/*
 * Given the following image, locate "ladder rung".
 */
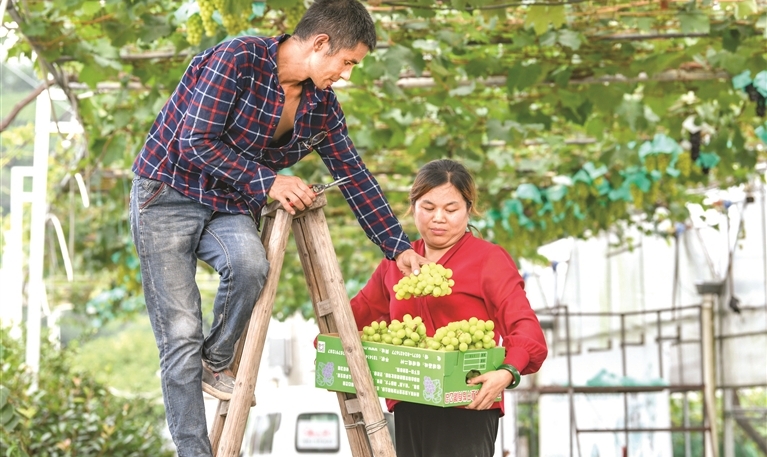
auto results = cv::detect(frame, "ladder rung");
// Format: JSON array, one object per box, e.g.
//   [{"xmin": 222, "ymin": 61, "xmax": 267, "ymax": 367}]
[
  {"xmin": 345, "ymin": 397, "xmax": 362, "ymax": 414},
  {"xmin": 216, "ymin": 400, "xmax": 230, "ymax": 417},
  {"xmin": 316, "ymin": 299, "xmax": 334, "ymax": 317}
]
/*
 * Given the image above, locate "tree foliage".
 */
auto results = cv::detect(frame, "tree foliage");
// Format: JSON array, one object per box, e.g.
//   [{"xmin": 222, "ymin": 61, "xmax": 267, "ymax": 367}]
[
  {"xmin": 0, "ymin": 326, "xmax": 173, "ymax": 456},
  {"xmin": 1, "ymin": 0, "xmax": 766, "ymax": 321}
]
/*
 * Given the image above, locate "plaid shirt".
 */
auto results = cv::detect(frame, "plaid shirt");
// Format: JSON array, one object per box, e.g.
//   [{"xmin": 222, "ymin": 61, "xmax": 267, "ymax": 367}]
[{"xmin": 133, "ymin": 35, "xmax": 411, "ymax": 259}]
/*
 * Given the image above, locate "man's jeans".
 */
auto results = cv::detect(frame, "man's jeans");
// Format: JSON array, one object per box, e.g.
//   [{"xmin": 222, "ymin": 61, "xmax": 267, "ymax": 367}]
[{"xmin": 129, "ymin": 176, "xmax": 269, "ymax": 456}]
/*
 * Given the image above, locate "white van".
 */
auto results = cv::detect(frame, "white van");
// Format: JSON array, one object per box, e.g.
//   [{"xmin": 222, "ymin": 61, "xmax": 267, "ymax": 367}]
[{"xmin": 237, "ymin": 385, "xmax": 394, "ymax": 457}]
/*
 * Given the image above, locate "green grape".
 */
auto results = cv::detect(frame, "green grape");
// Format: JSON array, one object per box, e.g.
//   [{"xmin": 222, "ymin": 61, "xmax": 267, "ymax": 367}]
[
  {"xmin": 358, "ymin": 316, "xmax": 499, "ymax": 353},
  {"xmin": 197, "ymin": 0, "xmax": 218, "ymax": 37},
  {"xmin": 283, "ymin": 3, "xmax": 307, "ymax": 32},
  {"xmin": 393, "ymin": 262, "xmax": 454, "ymax": 300},
  {"xmin": 186, "ymin": 13, "xmax": 203, "ymax": 46},
  {"xmin": 677, "ymin": 152, "xmax": 692, "ymax": 177}
]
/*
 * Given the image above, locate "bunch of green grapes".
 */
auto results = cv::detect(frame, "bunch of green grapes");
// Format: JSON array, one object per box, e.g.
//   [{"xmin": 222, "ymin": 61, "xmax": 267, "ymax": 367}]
[
  {"xmin": 423, "ymin": 317, "xmax": 497, "ymax": 352},
  {"xmin": 573, "ymin": 182, "xmax": 590, "ymax": 200},
  {"xmin": 186, "ymin": 13, "xmax": 204, "ymax": 46},
  {"xmin": 361, "ymin": 314, "xmax": 428, "ymax": 348},
  {"xmin": 656, "ymin": 153, "xmax": 672, "ymax": 174},
  {"xmin": 197, "ymin": 0, "xmax": 218, "ymax": 36},
  {"xmin": 283, "ymin": 3, "xmax": 307, "ymax": 32},
  {"xmin": 393, "ymin": 262, "xmax": 454, "ymax": 300},
  {"xmin": 221, "ymin": 13, "xmax": 250, "ymax": 35},
  {"xmin": 676, "ymin": 152, "xmax": 692, "ymax": 178}
]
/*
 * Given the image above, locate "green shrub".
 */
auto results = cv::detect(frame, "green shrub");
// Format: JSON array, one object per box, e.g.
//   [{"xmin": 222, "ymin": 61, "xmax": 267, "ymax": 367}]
[{"xmin": 0, "ymin": 326, "xmax": 174, "ymax": 457}]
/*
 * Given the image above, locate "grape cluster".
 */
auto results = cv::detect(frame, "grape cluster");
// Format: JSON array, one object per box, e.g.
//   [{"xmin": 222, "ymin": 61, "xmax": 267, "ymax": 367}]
[
  {"xmin": 197, "ymin": 0, "xmax": 218, "ymax": 37},
  {"xmin": 194, "ymin": 0, "xmax": 253, "ymax": 38},
  {"xmin": 222, "ymin": 12, "xmax": 250, "ymax": 35},
  {"xmin": 425, "ymin": 318, "xmax": 497, "ymax": 352},
  {"xmin": 186, "ymin": 13, "xmax": 203, "ymax": 46},
  {"xmin": 283, "ymin": 3, "xmax": 307, "ymax": 31},
  {"xmin": 393, "ymin": 262, "xmax": 454, "ymax": 300},
  {"xmin": 362, "ymin": 314, "xmax": 428, "ymax": 348},
  {"xmin": 361, "ymin": 315, "xmax": 497, "ymax": 352}
]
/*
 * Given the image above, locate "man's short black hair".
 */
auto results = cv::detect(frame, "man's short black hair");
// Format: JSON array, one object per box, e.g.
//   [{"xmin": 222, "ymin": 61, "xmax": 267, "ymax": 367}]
[{"xmin": 293, "ymin": 0, "xmax": 377, "ymax": 53}]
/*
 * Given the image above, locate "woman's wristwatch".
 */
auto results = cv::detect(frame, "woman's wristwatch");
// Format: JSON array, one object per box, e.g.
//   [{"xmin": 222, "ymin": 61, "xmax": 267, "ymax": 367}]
[{"xmin": 497, "ymin": 364, "xmax": 521, "ymax": 389}]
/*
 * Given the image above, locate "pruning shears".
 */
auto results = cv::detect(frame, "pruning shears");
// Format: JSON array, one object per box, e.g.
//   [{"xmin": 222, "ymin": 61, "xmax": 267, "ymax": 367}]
[
  {"xmin": 311, "ymin": 176, "xmax": 351, "ymax": 195},
  {"xmin": 287, "ymin": 177, "xmax": 351, "ymax": 207}
]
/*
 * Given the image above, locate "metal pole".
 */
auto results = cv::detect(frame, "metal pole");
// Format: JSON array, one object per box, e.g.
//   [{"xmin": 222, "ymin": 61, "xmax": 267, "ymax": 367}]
[
  {"xmin": 25, "ymin": 90, "xmax": 52, "ymax": 387},
  {"xmin": 683, "ymin": 392, "xmax": 691, "ymax": 457},
  {"xmin": 1, "ymin": 167, "xmax": 33, "ymax": 331},
  {"xmin": 620, "ymin": 314, "xmax": 629, "ymax": 452},
  {"xmin": 701, "ymin": 293, "xmax": 719, "ymax": 457},
  {"xmin": 723, "ymin": 388, "xmax": 734, "ymax": 457},
  {"xmin": 760, "ymin": 180, "xmax": 767, "ymax": 309},
  {"xmin": 564, "ymin": 305, "xmax": 575, "ymax": 457}
]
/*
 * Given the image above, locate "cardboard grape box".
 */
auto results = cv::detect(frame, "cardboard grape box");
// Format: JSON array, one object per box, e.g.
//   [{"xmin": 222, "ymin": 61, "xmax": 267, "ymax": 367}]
[{"xmin": 315, "ymin": 334, "xmax": 506, "ymax": 407}]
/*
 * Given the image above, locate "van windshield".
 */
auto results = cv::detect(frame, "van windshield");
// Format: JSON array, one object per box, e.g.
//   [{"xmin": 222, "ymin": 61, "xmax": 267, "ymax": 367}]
[{"xmin": 295, "ymin": 412, "xmax": 340, "ymax": 452}]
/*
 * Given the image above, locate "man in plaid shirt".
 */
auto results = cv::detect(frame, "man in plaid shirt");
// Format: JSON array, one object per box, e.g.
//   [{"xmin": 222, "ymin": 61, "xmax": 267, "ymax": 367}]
[{"xmin": 129, "ymin": 0, "xmax": 427, "ymax": 454}]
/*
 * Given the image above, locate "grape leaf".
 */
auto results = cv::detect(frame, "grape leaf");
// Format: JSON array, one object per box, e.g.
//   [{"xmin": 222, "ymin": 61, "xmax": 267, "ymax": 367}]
[
  {"xmin": 678, "ymin": 11, "xmax": 710, "ymax": 34},
  {"xmin": 506, "ymin": 62, "xmax": 543, "ymax": 92},
  {"xmin": 525, "ymin": 5, "xmax": 566, "ymax": 36}
]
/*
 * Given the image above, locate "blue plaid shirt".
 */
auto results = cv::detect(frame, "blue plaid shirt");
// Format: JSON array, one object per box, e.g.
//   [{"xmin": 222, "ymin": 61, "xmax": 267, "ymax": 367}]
[{"xmin": 133, "ymin": 35, "xmax": 411, "ymax": 259}]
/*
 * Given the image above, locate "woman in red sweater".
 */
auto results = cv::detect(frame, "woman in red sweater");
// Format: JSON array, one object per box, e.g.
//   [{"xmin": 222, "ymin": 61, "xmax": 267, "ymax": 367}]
[{"xmin": 350, "ymin": 159, "xmax": 548, "ymax": 457}]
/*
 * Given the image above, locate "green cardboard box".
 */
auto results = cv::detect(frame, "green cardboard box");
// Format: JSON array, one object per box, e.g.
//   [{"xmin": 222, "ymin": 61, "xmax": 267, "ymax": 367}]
[{"xmin": 315, "ymin": 334, "xmax": 506, "ymax": 407}]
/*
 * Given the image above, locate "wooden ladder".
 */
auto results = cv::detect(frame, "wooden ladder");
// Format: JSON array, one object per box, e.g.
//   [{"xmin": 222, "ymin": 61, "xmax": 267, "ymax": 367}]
[{"xmin": 208, "ymin": 194, "xmax": 396, "ymax": 457}]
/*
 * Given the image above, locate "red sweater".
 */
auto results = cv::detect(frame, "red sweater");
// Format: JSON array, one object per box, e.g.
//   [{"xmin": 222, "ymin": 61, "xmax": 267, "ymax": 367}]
[{"xmin": 350, "ymin": 232, "xmax": 548, "ymax": 413}]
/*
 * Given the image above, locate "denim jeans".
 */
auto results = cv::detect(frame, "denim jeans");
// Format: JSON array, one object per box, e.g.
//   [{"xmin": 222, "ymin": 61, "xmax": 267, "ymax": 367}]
[{"xmin": 129, "ymin": 176, "xmax": 269, "ymax": 457}]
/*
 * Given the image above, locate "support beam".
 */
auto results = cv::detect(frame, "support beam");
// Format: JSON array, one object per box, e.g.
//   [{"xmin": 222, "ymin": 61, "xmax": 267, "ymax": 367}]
[
  {"xmin": 25, "ymin": 90, "xmax": 53, "ymax": 388},
  {"xmin": 696, "ymin": 281, "xmax": 723, "ymax": 457}
]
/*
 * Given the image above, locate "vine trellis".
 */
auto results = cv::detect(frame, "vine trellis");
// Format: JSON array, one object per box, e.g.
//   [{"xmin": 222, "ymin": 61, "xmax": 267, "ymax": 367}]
[{"xmin": 1, "ymin": 0, "xmax": 765, "ymax": 319}]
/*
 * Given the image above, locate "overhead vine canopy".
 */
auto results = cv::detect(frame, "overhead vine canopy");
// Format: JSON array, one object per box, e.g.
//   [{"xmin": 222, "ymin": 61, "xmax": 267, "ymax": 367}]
[{"xmin": 2, "ymin": 0, "xmax": 766, "ymax": 318}]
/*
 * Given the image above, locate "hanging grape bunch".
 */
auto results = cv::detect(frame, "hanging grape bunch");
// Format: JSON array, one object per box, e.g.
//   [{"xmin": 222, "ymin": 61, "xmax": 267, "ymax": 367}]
[
  {"xmin": 361, "ymin": 315, "xmax": 497, "ymax": 352},
  {"xmin": 186, "ymin": 13, "xmax": 204, "ymax": 46},
  {"xmin": 194, "ymin": 0, "xmax": 252, "ymax": 38},
  {"xmin": 197, "ymin": 0, "xmax": 218, "ymax": 36},
  {"xmin": 393, "ymin": 262, "xmax": 454, "ymax": 300}
]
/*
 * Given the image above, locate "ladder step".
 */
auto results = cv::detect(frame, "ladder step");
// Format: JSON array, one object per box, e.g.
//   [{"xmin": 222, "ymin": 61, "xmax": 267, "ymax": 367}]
[
  {"xmin": 316, "ymin": 299, "xmax": 334, "ymax": 317},
  {"xmin": 344, "ymin": 398, "xmax": 362, "ymax": 414}
]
